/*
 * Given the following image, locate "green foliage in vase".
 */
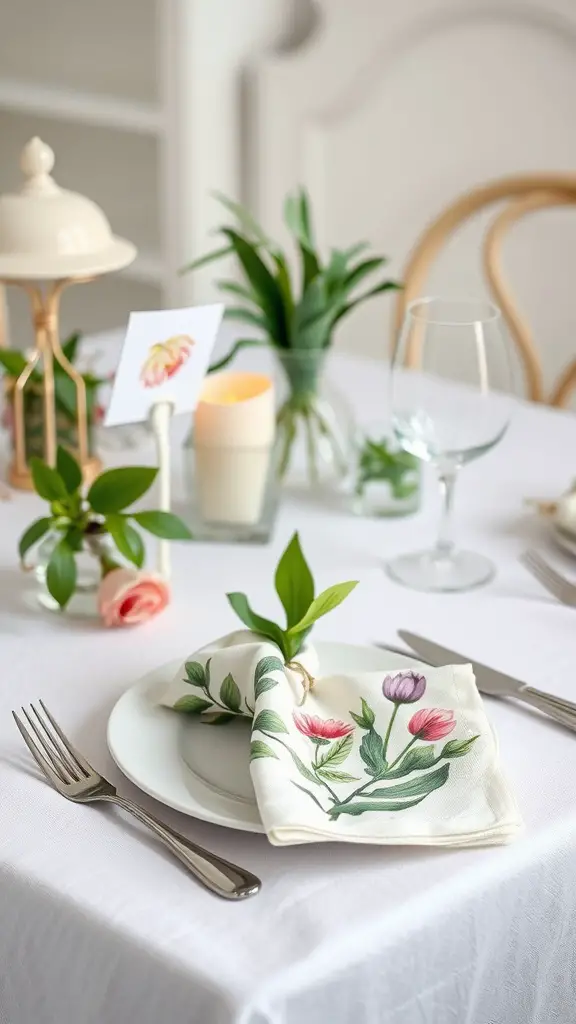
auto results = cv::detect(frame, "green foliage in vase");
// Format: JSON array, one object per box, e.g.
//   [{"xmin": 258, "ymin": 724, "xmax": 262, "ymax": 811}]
[
  {"xmin": 18, "ymin": 446, "xmax": 193, "ymax": 609},
  {"xmin": 226, "ymin": 530, "xmax": 358, "ymax": 661},
  {"xmin": 181, "ymin": 189, "xmax": 401, "ymax": 372},
  {"xmin": 356, "ymin": 437, "xmax": 419, "ymax": 500},
  {"xmin": 0, "ymin": 332, "xmax": 107, "ymax": 421}
]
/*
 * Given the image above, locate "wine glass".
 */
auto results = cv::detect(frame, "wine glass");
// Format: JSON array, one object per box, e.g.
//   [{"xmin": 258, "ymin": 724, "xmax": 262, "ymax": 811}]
[{"xmin": 387, "ymin": 297, "xmax": 514, "ymax": 592}]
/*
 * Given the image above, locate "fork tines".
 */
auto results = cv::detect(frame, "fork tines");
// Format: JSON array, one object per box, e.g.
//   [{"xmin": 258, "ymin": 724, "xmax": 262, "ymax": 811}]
[
  {"xmin": 12, "ymin": 701, "xmax": 93, "ymax": 788},
  {"xmin": 521, "ymin": 549, "xmax": 576, "ymax": 607}
]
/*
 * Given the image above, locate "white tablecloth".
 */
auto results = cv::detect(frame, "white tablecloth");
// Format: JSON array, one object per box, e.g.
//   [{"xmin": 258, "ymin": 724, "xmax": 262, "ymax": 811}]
[{"xmin": 2, "ymin": 343, "xmax": 576, "ymax": 1024}]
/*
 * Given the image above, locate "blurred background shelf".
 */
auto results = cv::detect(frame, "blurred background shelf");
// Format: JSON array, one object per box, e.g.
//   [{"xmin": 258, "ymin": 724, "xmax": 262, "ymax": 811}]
[{"xmin": 0, "ymin": 79, "xmax": 162, "ymax": 135}]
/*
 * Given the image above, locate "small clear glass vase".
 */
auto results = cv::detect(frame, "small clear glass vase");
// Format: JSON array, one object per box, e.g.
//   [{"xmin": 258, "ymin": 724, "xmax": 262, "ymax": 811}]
[
  {"xmin": 274, "ymin": 348, "xmax": 355, "ymax": 489},
  {"xmin": 351, "ymin": 428, "xmax": 421, "ymax": 518},
  {"xmin": 33, "ymin": 526, "xmax": 117, "ymax": 617}
]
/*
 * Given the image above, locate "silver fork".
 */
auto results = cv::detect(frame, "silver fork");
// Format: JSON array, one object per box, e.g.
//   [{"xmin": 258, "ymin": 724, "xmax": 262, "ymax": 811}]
[
  {"xmin": 13, "ymin": 701, "xmax": 261, "ymax": 900},
  {"xmin": 521, "ymin": 550, "xmax": 576, "ymax": 607}
]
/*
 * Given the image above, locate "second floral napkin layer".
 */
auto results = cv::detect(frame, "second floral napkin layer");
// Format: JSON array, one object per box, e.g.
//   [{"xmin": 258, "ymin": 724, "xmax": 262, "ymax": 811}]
[{"xmin": 158, "ymin": 630, "xmax": 522, "ymax": 846}]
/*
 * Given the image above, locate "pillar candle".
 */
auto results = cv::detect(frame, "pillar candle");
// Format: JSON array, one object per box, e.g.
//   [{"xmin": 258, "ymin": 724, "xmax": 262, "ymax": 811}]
[{"xmin": 193, "ymin": 372, "xmax": 275, "ymax": 525}]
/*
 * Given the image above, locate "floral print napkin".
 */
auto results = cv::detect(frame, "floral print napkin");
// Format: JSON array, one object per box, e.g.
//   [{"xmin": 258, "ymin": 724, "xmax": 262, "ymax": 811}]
[{"xmin": 158, "ymin": 630, "xmax": 522, "ymax": 846}]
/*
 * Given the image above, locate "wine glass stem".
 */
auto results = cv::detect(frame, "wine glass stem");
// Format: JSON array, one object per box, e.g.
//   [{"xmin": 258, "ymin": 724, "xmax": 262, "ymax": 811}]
[{"xmin": 435, "ymin": 470, "xmax": 458, "ymax": 559}]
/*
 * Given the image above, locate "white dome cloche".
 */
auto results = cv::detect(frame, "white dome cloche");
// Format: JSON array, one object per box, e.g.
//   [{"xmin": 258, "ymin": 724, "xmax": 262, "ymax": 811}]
[{"xmin": 0, "ymin": 137, "xmax": 136, "ymax": 279}]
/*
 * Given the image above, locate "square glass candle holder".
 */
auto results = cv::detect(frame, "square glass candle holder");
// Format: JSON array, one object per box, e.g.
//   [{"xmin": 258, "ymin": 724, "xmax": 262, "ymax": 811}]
[{"xmin": 182, "ymin": 432, "xmax": 281, "ymax": 543}]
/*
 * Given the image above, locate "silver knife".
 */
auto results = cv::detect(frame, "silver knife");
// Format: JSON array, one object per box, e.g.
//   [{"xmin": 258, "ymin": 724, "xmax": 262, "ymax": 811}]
[{"xmin": 396, "ymin": 631, "xmax": 576, "ymax": 732}]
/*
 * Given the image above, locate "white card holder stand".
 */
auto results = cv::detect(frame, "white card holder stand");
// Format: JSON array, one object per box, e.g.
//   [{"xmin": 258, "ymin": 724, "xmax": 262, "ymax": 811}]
[{"xmin": 149, "ymin": 400, "xmax": 174, "ymax": 579}]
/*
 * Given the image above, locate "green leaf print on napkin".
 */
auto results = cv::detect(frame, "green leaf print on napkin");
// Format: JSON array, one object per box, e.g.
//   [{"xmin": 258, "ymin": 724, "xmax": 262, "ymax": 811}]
[
  {"xmin": 359, "ymin": 728, "xmax": 388, "ymax": 778},
  {"xmin": 250, "ymin": 740, "xmax": 279, "ymax": 761},
  {"xmin": 173, "ymin": 696, "xmax": 213, "ymax": 714},
  {"xmin": 185, "ymin": 661, "xmax": 206, "ymax": 686},
  {"xmin": 220, "ymin": 673, "xmax": 242, "ymax": 712},
  {"xmin": 253, "ymin": 710, "xmax": 288, "ymax": 734}
]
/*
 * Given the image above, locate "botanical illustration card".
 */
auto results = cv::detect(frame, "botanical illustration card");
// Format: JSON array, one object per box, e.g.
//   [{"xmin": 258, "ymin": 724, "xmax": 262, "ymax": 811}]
[{"xmin": 105, "ymin": 304, "xmax": 224, "ymax": 427}]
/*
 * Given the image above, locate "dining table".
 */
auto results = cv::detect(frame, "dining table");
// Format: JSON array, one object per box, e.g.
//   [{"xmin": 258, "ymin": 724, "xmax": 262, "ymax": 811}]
[{"xmin": 2, "ymin": 333, "xmax": 576, "ymax": 1024}]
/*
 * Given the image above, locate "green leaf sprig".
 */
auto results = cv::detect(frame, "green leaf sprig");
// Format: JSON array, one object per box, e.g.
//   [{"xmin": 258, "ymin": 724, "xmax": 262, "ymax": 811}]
[
  {"xmin": 226, "ymin": 531, "xmax": 358, "ymax": 661},
  {"xmin": 356, "ymin": 437, "xmax": 419, "ymax": 500},
  {"xmin": 18, "ymin": 445, "xmax": 193, "ymax": 609},
  {"xmin": 181, "ymin": 188, "xmax": 401, "ymax": 372}
]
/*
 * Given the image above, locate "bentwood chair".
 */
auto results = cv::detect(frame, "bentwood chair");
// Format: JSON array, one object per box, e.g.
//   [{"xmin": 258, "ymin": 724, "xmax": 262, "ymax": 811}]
[{"xmin": 392, "ymin": 174, "xmax": 576, "ymax": 406}]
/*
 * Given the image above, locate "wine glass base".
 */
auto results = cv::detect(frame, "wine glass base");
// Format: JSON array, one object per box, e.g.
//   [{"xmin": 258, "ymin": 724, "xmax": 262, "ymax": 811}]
[{"xmin": 386, "ymin": 549, "xmax": 495, "ymax": 593}]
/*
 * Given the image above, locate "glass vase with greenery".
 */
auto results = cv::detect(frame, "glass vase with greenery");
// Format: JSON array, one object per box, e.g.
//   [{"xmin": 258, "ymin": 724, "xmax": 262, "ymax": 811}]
[
  {"xmin": 182, "ymin": 190, "xmax": 400, "ymax": 487},
  {"xmin": 19, "ymin": 445, "xmax": 192, "ymax": 620}
]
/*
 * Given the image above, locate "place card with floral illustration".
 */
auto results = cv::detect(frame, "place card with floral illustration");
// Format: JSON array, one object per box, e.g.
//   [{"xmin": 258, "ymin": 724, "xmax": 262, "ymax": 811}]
[{"xmin": 105, "ymin": 304, "xmax": 223, "ymax": 427}]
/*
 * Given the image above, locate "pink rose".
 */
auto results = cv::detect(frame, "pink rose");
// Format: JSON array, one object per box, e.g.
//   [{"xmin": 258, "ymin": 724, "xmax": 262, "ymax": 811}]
[{"xmin": 97, "ymin": 568, "xmax": 170, "ymax": 628}]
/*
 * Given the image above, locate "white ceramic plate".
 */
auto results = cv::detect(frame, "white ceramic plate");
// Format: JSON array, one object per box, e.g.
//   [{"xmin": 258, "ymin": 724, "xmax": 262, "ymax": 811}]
[{"xmin": 107, "ymin": 641, "xmax": 418, "ymax": 833}]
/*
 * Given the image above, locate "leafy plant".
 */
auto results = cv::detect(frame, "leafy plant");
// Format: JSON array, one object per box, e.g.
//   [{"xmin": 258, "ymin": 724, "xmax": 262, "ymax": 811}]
[
  {"xmin": 19, "ymin": 445, "xmax": 193, "ymax": 609},
  {"xmin": 0, "ymin": 332, "xmax": 107, "ymax": 422},
  {"xmin": 183, "ymin": 189, "xmax": 400, "ymax": 367},
  {"xmin": 182, "ymin": 190, "xmax": 402, "ymax": 482},
  {"xmin": 356, "ymin": 437, "xmax": 419, "ymax": 500},
  {"xmin": 226, "ymin": 531, "xmax": 358, "ymax": 661}
]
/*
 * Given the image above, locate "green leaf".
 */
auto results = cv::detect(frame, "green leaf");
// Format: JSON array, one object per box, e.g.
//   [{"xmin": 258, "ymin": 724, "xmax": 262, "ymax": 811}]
[
  {"xmin": 220, "ymin": 673, "xmax": 242, "ymax": 713},
  {"xmin": 18, "ymin": 517, "xmax": 52, "ymax": 564},
  {"xmin": 383, "ymin": 745, "xmax": 436, "ymax": 779},
  {"xmin": 255, "ymin": 656, "xmax": 285, "ymax": 682},
  {"xmin": 223, "ymin": 306, "xmax": 268, "ymax": 330},
  {"xmin": 333, "ymin": 280, "xmax": 401, "ymax": 326},
  {"xmin": 287, "ymin": 580, "xmax": 358, "ymax": 636},
  {"xmin": 351, "ymin": 698, "xmax": 376, "ymax": 729},
  {"xmin": 208, "ymin": 338, "xmax": 267, "ymax": 374},
  {"xmin": 253, "ymin": 677, "xmax": 278, "ymax": 701},
  {"xmin": 46, "ymin": 538, "xmax": 77, "ymax": 609},
  {"xmin": 274, "ymin": 531, "xmax": 315, "ymax": 630},
  {"xmin": 213, "ymin": 192, "xmax": 272, "ymax": 246},
  {"xmin": 359, "ymin": 728, "xmax": 388, "ymax": 778},
  {"xmin": 289, "ymin": 748, "xmax": 322, "ymax": 786},
  {"xmin": 105, "ymin": 513, "xmax": 145, "ymax": 568},
  {"xmin": 222, "ymin": 229, "xmax": 288, "ymax": 346},
  {"xmin": 330, "ymin": 794, "xmax": 430, "ymax": 818},
  {"xmin": 249, "ymin": 740, "xmax": 279, "ymax": 761},
  {"xmin": 173, "ymin": 696, "xmax": 213, "ymax": 714},
  {"xmin": 132, "ymin": 510, "xmax": 193, "ymax": 540},
  {"xmin": 441, "ymin": 736, "xmax": 479, "ymax": 759},
  {"xmin": 29, "ymin": 458, "xmax": 68, "ymax": 502},
  {"xmin": 343, "ymin": 257, "xmax": 388, "ymax": 294},
  {"xmin": 180, "ymin": 244, "xmax": 233, "ymax": 274},
  {"xmin": 253, "ymin": 709, "xmax": 288, "ymax": 734},
  {"xmin": 61, "ymin": 331, "xmax": 81, "ymax": 364},
  {"xmin": 217, "ymin": 279, "xmax": 258, "ymax": 304},
  {"xmin": 202, "ymin": 712, "xmax": 237, "ymax": 726},
  {"xmin": 367, "ymin": 763, "xmax": 450, "ymax": 800},
  {"xmin": 0, "ymin": 349, "xmax": 28, "ymax": 377},
  {"xmin": 56, "ymin": 446, "xmax": 82, "ymax": 494},
  {"xmin": 226, "ymin": 592, "xmax": 287, "ymax": 656},
  {"xmin": 271, "ymin": 252, "xmax": 294, "ymax": 320},
  {"xmin": 318, "ymin": 733, "xmax": 354, "ymax": 768},
  {"xmin": 284, "ymin": 188, "xmax": 315, "ymax": 250},
  {"xmin": 291, "ymin": 781, "xmax": 326, "ymax": 810},
  {"xmin": 53, "ymin": 373, "xmax": 86, "ymax": 418},
  {"xmin": 185, "ymin": 661, "xmax": 206, "ymax": 686},
  {"xmin": 87, "ymin": 466, "xmax": 157, "ymax": 514},
  {"xmin": 316, "ymin": 768, "xmax": 359, "ymax": 784},
  {"xmin": 65, "ymin": 525, "xmax": 84, "ymax": 553}
]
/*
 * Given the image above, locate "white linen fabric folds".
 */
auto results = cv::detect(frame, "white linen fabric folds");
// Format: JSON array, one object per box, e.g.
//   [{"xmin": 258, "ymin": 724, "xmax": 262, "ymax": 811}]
[{"xmin": 158, "ymin": 630, "xmax": 522, "ymax": 846}]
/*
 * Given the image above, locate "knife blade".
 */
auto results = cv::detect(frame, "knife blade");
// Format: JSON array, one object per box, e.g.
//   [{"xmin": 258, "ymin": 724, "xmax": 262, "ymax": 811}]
[
  {"xmin": 397, "ymin": 630, "xmax": 576, "ymax": 723},
  {"xmin": 397, "ymin": 631, "xmax": 527, "ymax": 697}
]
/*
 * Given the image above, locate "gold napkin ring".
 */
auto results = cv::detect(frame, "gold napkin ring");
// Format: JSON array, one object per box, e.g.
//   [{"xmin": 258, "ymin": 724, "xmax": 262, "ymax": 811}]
[{"xmin": 286, "ymin": 661, "xmax": 316, "ymax": 706}]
